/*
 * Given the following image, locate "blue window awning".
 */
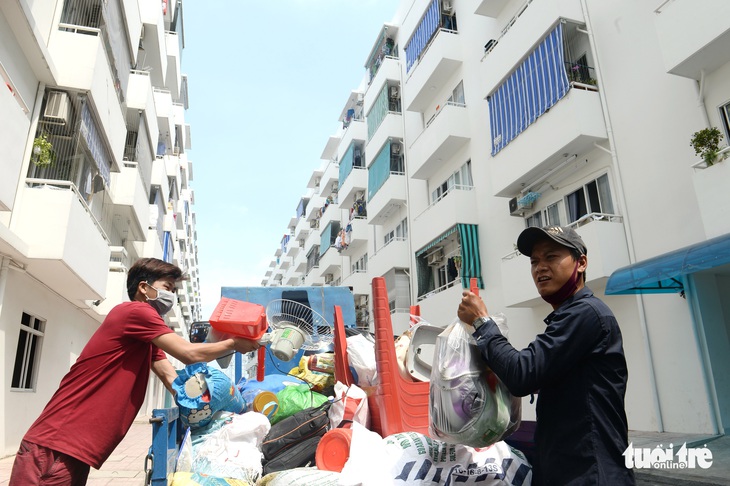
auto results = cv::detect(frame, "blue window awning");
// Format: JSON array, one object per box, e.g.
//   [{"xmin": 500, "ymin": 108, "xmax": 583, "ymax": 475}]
[{"xmin": 605, "ymin": 233, "xmax": 730, "ymax": 295}]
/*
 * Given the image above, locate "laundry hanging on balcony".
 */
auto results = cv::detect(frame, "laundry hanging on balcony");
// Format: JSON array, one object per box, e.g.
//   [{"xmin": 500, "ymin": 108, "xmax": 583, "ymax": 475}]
[{"xmin": 488, "ymin": 22, "xmax": 570, "ymax": 155}]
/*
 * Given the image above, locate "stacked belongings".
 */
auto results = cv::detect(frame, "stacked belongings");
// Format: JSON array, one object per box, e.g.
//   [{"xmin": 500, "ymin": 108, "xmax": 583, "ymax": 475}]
[{"xmin": 163, "ymin": 281, "xmax": 533, "ymax": 486}]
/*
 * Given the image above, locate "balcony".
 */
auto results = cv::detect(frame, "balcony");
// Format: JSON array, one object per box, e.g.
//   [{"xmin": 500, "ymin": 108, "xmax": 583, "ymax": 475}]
[
  {"xmin": 126, "ymin": 72, "xmax": 160, "ymax": 145},
  {"xmin": 110, "ymin": 164, "xmax": 148, "ymax": 242},
  {"xmin": 339, "ymin": 217, "xmax": 369, "ymax": 256},
  {"xmin": 365, "ymin": 56, "xmax": 401, "ymax": 108},
  {"xmin": 319, "ymin": 201, "xmax": 341, "ymax": 230},
  {"xmin": 654, "ymin": 0, "xmax": 730, "ymax": 79},
  {"xmin": 286, "ymin": 238, "xmax": 303, "ymax": 258},
  {"xmin": 338, "ymin": 120, "xmax": 367, "ymax": 161},
  {"xmin": 500, "ymin": 214, "xmax": 630, "ymax": 307},
  {"xmin": 153, "ymin": 89, "xmax": 174, "ymax": 152},
  {"xmin": 404, "ymin": 30, "xmax": 463, "ymax": 113},
  {"xmin": 338, "ymin": 167, "xmax": 368, "ymax": 209},
  {"xmin": 417, "ymin": 283, "xmax": 464, "ymax": 329},
  {"xmin": 16, "ymin": 183, "xmax": 111, "ymax": 304},
  {"xmin": 479, "ymin": 0, "xmax": 584, "ymax": 97},
  {"xmin": 408, "ymin": 102, "xmax": 470, "ymax": 180},
  {"xmin": 49, "ymin": 29, "xmax": 126, "ymax": 164},
  {"xmin": 318, "ymin": 246, "xmax": 344, "ymax": 276},
  {"xmin": 320, "ymin": 160, "xmax": 340, "ymax": 196},
  {"xmin": 474, "ymin": 0, "xmax": 510, "ymax": 18},
  {"xmin": 368, "ymin": 173, "xmax": 407, "ymax": 225},
  {"xmin": 138, "ymin": 1, "xmax": 168, "ymax": 88},
  {"xmin": 293, "ymin": 252, "xmax": 308, "ymax": 273},
  {"xmin": 491, "ymin": 88, "xmax": 607, "ymax": 197},
  {"xmin": 304, "ymin": 268, "xmax": 325, "ymax": 286},
  {"xmin": 411, "ymin": 187, "xmax": 477, "ymax": 251},
  {"xmin": 369, "ymin": 237, "xmax": 409, "ymax": 278},
  {"xmin": 280, "ymin": 256, "xmax": 291, "ymax": 270},
  {"xmin": 366, "ymin": 114, "xmax": 404, "ymax": 167},
  {"xmin": 342, "ymin": 270, "xmax": 370, "ymax": 296},
  {"xmin": 165, "ymin": 31, "xmax": 181, "ymax": 98},
  {"xmin": 691, "ymin": 149, "xmax": 730, "ymax": 238},
  {"xmin": 294, "ymin": 216, "xmax": 311, "ymax": 242},
  {"xmin": 305, "ymin": 194, "xmax": 326, "ymax": 223}
]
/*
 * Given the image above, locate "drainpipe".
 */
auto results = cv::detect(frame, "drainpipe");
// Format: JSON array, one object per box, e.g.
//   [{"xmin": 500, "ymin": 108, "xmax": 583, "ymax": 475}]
[
  {"xmin": 580, "ymin": 0, "xmax": 664, "ymax": 432},
  {"xmin": 9, "ymin": 81, "xmax": 45, "ymax": 230},
  {"xmin": 0, "ymin": 257, "xmax": 9, "ymax": 317},
  {"xmin": 695, "ymin": 70, "xmax": 711, "ymax": 127}
]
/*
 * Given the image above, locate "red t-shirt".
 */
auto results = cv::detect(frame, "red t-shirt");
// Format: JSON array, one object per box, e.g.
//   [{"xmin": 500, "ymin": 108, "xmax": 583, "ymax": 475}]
[{"xmin": 23, "ymin": 301, "xmax": 174, "ymax": 468}]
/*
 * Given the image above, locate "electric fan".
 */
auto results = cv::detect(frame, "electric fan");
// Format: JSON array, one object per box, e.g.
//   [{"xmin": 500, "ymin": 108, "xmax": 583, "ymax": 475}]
[{"xmin": 259, "ymin": 299, "xmax": 334, "ymax": 361}]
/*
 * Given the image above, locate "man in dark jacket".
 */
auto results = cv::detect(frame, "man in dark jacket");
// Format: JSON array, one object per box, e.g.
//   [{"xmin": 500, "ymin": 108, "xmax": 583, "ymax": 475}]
[{"xmin": 458, "ymin": 226, "xmax": 635, "ymax": 485}]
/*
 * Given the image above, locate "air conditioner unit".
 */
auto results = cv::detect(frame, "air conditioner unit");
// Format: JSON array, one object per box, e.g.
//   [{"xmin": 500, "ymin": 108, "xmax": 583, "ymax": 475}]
[
  {"xmin": 509, "ymin": 196, "xmax": 532, "ymax": 217},
  {"xmin": 442, "ymin": 0, "xmax": 454, "ymax": 13},
  {"xmin": 391, "ymin": 143, "xmax": 402, "ymax": 155},
  {"xmin": 389, "ymin": 86, "xmax": 400, "ymax": 99},
  {"xmin": 43, "ymin": 91, "xmax": 70, "ymax": 125},
  {"xmin": 332, "ymin": 181, "xmax": 339, "ymax": 192},
  {"xmin": 355, "ymin": 191, "xmax": 365, "ymax": 201},
  {"xmin": 324, "ymin": 274, "xmax": 334, "ymax": 284},
  {"xmin": 356, "ymin": 93, "xmax": 365, "ymax": 105},
  {"xmin": 427, "ymin": 248, "xmax": 444, "ymax": 266}
]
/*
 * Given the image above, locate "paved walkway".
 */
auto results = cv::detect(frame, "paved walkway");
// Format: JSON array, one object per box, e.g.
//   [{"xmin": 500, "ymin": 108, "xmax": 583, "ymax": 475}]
[{"xmin": 1, "ymin": 421, "xmax": 727, "ymax": 485}]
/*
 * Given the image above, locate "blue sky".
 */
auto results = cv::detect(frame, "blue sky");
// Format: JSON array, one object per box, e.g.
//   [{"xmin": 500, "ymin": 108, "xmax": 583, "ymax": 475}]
[{"xmin": 183, "ymin": 1, "xmax": 394, "ymax": 317}]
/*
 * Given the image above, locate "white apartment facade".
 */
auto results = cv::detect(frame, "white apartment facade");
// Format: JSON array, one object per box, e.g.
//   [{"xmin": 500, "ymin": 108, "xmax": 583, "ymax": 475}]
[
  {"xmin": 0, "ymin": 0, "xmax": 201, "ymax": 456},
  {"xmin": 264, "ymin": 0, "xmax": 730, "ymax": 437}
]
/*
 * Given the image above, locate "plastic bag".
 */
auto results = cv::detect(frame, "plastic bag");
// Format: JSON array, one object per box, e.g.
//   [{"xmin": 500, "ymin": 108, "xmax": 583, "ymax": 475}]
[
  {"xmin": 429, "ymin": 316, "xmax": 521, "ymax": 448},
  {"xmin": 191, "ymin": 412, "xmax": 270, "ymax": 482},
  {"xmin": 339, "ymin": 425, "xmax": 532, "ymax": 486},
  {"xmin": 346, "ymin": 333, "xmax": 377, "ymax": 386},
  {"xmin": 272, "ymin": 383, "xmax": 328, "ymax": 425},
  {"xmin": 173, "ymin": 363, "xmax": 245, "ymax": 429},
  {"xmin": 288, "ymin": 355, "xmax": 334, "ymax": 392},
  {"xmin": 328, "ymin": 381, "xmax": 370, "ymax": 429}
]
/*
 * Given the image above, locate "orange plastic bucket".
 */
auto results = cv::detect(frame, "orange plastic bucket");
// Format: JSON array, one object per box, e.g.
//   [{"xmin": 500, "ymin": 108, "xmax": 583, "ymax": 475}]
[{"xmin": 315, "ymin": 428, "xmax": 353, "ymax": 472}]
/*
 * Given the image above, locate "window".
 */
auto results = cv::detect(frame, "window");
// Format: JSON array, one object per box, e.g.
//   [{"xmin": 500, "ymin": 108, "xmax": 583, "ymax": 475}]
[
  {"xmin": 351, "ymin": 253, "xmax": 368, "ymax": 273},
  {"xmin": 431, "ymin": 160, "xmax": 472, "ymax": 203},
  {"xmin": 12, "ymin": 312, "xmax": 45, "ymax": 390},
  {"xmin": 447, "ymin": 81, "xmax": 465, "ymax": 105},
  {"xmin": 384, "ymin": 218, "xmax": 408, "ymax": 246},
  {"xmin": 721, "ymin": 101, "xmax": 730, "ymax": 144},
  {"xmin": 526, "ymin": 212, "xmax": 543, "ymax": 228},
  {"xmin": 565, "ymin": 174, "xmax": 614, "ymax": 223}
]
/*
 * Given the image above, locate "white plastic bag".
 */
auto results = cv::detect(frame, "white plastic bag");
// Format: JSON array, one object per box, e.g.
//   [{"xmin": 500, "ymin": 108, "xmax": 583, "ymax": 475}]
[
  {"xmin": 328, "ymin": 381, "xmax": 370, "ymax": 430},
  {"xmin": 191, "ymin": 411, "xmax": 270, "ymax": 482},
  {"xmin": 346, "ymin": 333, "xmax": 377, "ymax": 386},
  {"xmin": 429, "ymin": 315, "xmax": 521, "ymax": 448},
  {"xmin": 339, "ymin": 426, "xmax": 532, "ymax": 486}
]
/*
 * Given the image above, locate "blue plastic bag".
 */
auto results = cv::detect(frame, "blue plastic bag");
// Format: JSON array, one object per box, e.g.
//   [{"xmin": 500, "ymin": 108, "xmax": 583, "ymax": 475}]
[{"xmin": 173, "ymin": 363, "xmax": 245, "ymax": 429}]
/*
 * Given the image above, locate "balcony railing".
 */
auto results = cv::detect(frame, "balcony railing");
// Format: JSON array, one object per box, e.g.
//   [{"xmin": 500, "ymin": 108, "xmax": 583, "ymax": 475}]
[
  {"xmin": 25, "ymin": 178, "xmax": 110, "ymax": 243},
  {"xmin": 565, "ymin": 61, "xmax": 598, "ymax": 90}
]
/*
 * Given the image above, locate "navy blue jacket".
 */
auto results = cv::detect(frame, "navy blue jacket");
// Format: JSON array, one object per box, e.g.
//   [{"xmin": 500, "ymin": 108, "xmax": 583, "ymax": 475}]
[{"xmin": 473, "ymin": 287, "xmax": 635, "ymax": 485}]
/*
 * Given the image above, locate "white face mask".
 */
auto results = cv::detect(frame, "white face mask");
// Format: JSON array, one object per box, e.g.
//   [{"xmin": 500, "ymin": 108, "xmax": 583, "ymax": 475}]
[{"xmin": 145, "ymin": 282, "xmax": 176, "ymax": 316}]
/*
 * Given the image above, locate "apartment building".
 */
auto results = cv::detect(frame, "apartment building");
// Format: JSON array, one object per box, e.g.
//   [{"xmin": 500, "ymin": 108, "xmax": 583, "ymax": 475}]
[
  {"xmin": 0, "ymin": 0, "xmax": 201, "ymax": 455},
  {"xmin": 263, "ymin": 0, "xmax": 730, "ymax": 437}
]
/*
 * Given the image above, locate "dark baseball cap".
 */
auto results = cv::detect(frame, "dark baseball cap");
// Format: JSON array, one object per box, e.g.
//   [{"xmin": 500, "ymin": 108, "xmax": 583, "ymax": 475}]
[{"xmin": 517, "ymin": 226, "xmax": 587, "ymax": 256}]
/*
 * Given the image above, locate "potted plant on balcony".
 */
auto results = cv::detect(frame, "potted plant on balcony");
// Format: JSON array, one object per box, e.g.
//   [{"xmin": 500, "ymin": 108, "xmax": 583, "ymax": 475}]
[
  {"xmin": 690, "ymin": 127, "xmax": 726, "ymax": 167},
  {"xmin": 32, "ymin": 133, "xmax": 55, "ymax": 167}
]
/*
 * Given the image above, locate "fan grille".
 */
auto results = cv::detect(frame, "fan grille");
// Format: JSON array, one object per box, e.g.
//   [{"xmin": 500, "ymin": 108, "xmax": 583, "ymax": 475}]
[{"xmin": 265, "ymin": 299, "xmax": 334, "ymax": 350}]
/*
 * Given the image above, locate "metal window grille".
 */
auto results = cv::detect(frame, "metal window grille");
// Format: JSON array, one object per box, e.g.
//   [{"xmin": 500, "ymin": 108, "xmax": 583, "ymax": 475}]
[{"xmin": 12, "ymin": 313, "xmax": 45, "ymax": 390}]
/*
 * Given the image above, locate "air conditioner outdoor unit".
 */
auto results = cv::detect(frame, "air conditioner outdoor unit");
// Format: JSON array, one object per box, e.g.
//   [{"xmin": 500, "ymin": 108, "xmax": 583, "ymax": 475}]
[
  {"xmin": 391, "ymin": 143, "xmax": 402, "ymax": 155},
  {"xmin": 427, "ymin": 248, "xmax": 444, "ymax": 266},
  {"xmin": 332, "ymin": 181, "xmax": 339, "ymax": 192},
  {"xmin": 43, "ymin": 91, "xmax": 70, "ymax": 125},
  {"xmin": 324, "ymin": 274, "xmax": 334, "ymax": 284},
  {"xmin": 442, "ymin": 0, "xmax": 454, "ymax": 13},
  {"xmin": 355, "ymin": 191, "xmax": 365, "ymax": 201},
  {"xmin": 509, "ymin": 196, "xmax": 532, "ymax": 216},
  {"xmin": 390, "ymin": 86, "xmax": 400, "ymax": 99}
]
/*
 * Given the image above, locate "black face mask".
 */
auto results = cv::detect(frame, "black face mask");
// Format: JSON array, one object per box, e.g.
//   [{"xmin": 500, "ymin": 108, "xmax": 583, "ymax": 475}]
[{"xmin": 542, "ymin": 260, "xmax": 580, "ymax": 307}]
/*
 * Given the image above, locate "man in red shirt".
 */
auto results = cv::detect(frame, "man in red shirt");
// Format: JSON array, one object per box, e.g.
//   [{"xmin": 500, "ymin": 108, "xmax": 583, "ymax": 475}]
[{"xmin": 9, "ymin": 258, "xmax": 260, "ymax": 485}]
